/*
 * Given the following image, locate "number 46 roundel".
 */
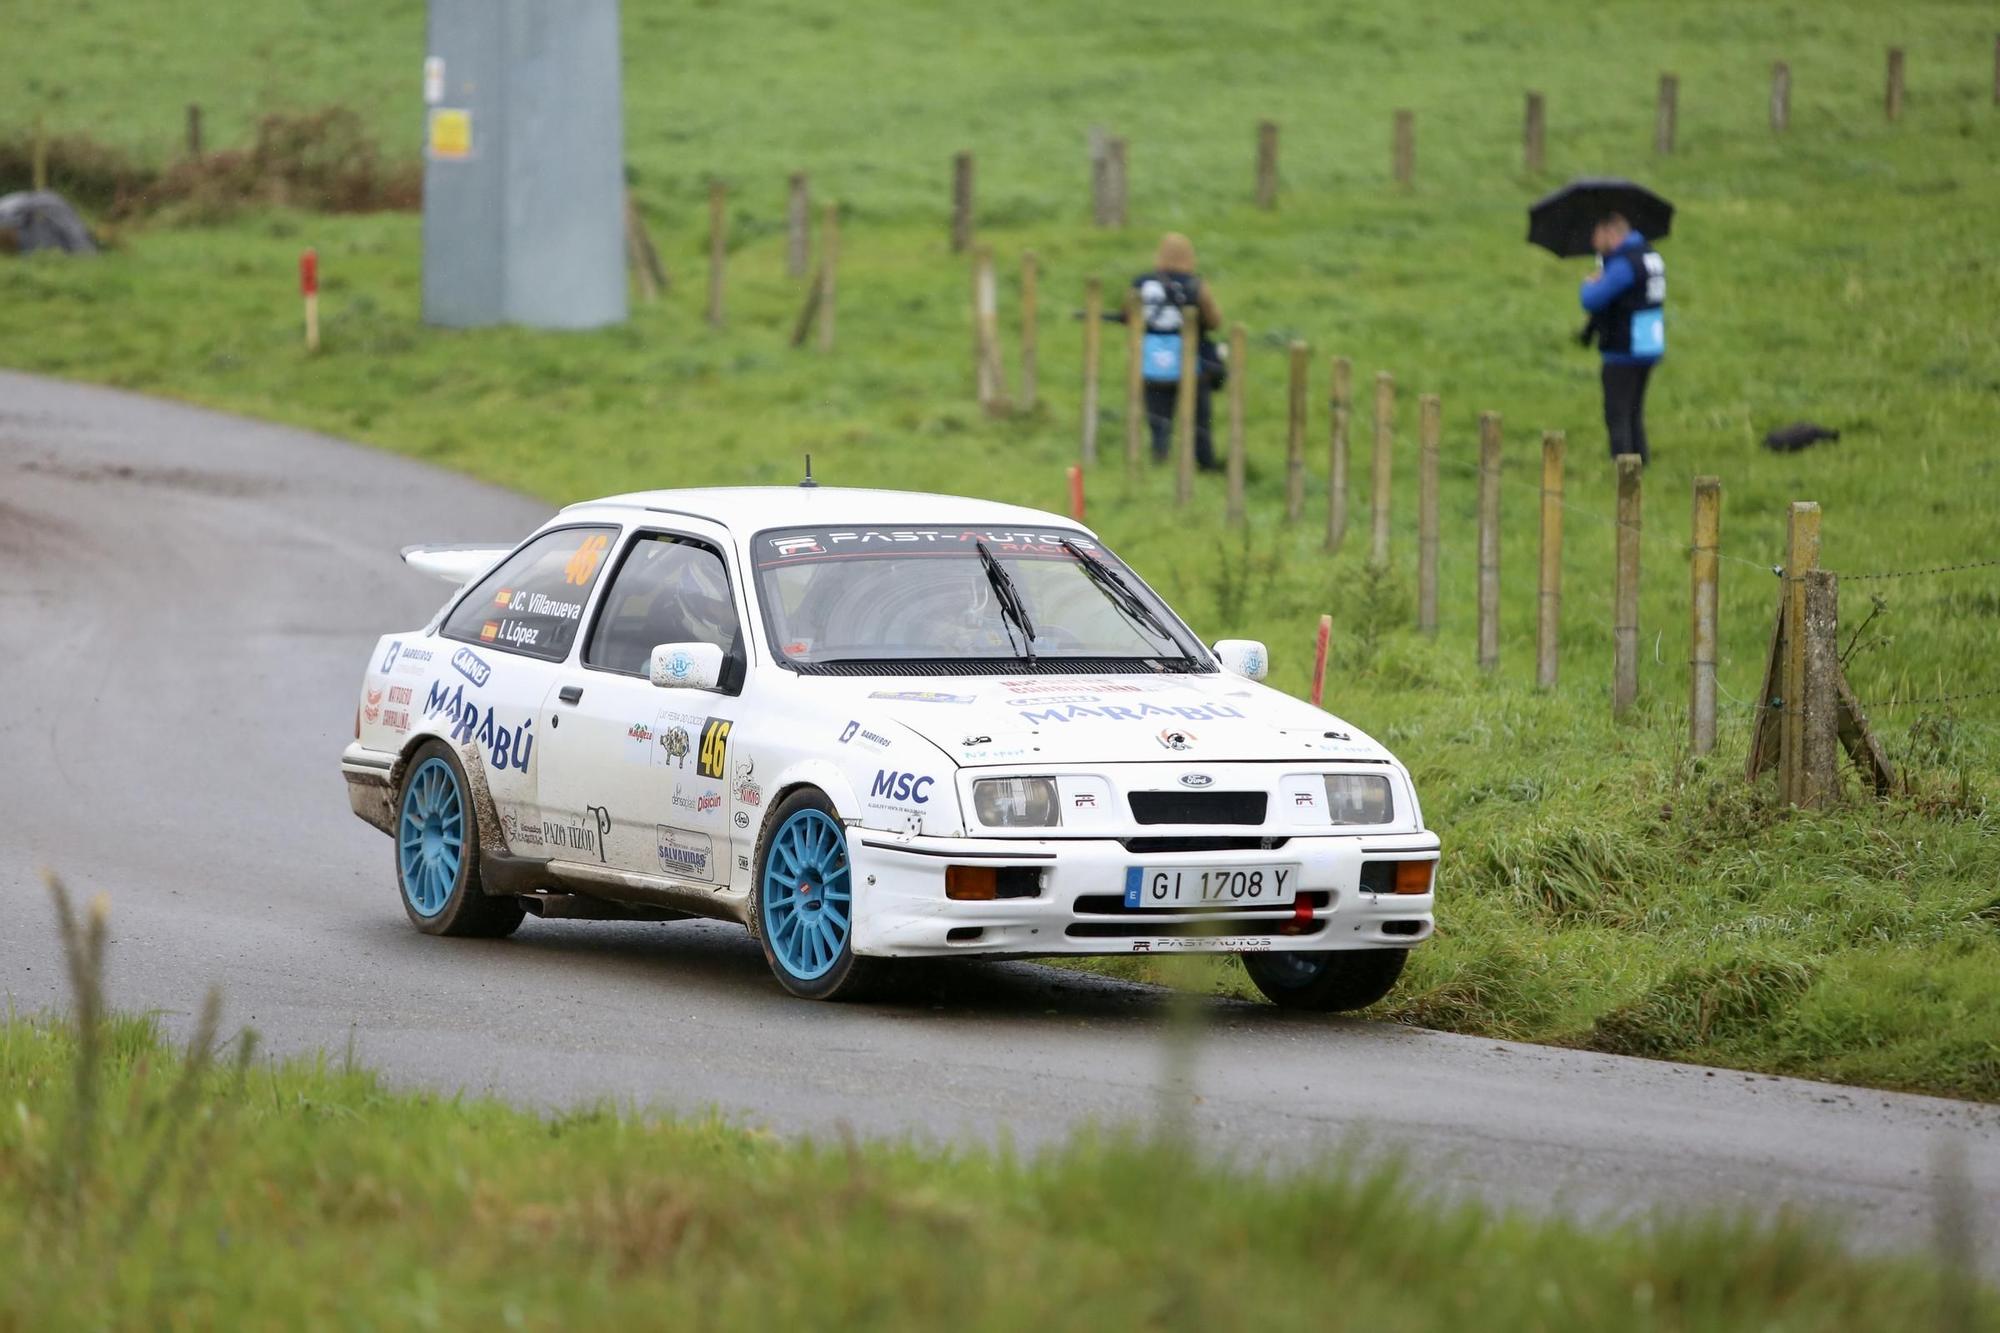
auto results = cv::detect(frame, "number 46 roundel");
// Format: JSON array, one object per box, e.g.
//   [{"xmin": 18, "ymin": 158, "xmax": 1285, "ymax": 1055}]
[{"xmin": 698, "ymin": 718, "xmax": 732, "ymax": 778}]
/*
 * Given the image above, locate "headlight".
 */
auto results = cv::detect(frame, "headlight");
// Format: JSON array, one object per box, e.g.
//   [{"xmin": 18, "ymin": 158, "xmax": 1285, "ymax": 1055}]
[
  {"xmin": 1324, "ymin": 774, "xmax": 1393, "ymax": 825},
  {"xmin": 972, "ymin": 777, "xmax": 1061, "ymax": 828}
]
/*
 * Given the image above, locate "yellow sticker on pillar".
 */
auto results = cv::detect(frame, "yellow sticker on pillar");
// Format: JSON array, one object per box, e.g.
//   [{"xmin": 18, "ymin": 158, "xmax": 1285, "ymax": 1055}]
[{"xmin": 428, "ymin": 108, "xmax": 472, "ymax": 161}]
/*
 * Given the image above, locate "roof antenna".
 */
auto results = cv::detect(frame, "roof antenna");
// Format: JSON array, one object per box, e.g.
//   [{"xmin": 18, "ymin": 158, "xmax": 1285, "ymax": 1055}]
[{"xmin": 799, "ymin": 453, "xmax": 819, "ymax": 489}]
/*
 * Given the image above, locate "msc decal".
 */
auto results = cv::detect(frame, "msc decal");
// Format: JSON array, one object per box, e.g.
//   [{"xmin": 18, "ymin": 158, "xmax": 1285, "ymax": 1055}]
[
  {"xmin": 451, "ymin": 647, "xmax": 492, "ymax": 688},
  {"xmin": 870, "ymin": 771, "xmax": 935, "ymax": 804},
  {"xmin": 697, "ymin": 718, "xmax": 732, "ymax": 778}
]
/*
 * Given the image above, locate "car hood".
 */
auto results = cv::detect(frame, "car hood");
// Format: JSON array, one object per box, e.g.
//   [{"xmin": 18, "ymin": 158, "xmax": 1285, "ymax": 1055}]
[{"xmin": 801, "ymin": 671, "xmax": 1395, "ymax": 767}]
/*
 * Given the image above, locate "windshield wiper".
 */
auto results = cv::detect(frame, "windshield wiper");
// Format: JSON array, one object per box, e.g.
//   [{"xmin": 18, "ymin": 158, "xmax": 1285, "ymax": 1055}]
[
  {"xmin": 975, "ymin": 540, "xmax": 1037, "ymax": 667},
  {"xmin": 1059, "ymin": 539, "xmax": 1193, "ymax": 664}
]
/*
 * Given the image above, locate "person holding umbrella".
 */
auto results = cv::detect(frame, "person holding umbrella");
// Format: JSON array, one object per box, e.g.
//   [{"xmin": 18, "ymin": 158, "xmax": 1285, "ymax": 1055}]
[{"xmin": 1529, "ymin": 179, "xmax": 1673, "ymax": 465}]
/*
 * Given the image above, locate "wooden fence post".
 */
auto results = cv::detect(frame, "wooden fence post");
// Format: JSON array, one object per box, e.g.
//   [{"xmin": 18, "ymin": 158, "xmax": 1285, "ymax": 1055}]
[
  {"xmin": 1310, "ymin": 614, "xmax": 1332, "ymax": 708},
  {"xmin": 1655, "ymin": 74, "xmax": 1679, "ymax": 155},
  {"xmin": 624, "ymin": 190, "xmax": 668, "ymax": 302},
  {"xmin": 1537, "ymin": 430, "xmax": 1565, "ymax": 688},
  {"xmin": 1285, "ymin": 340, "xmax": 1308, "ymax": 523},
  {"xmin": 1174, "ymin": 306, "xmax": 1198, "ymax": 505},
  {"xmin": 1417, "ymin": 395, "xmax": 1440, "ymax": 634},
  {"xmin": 1327, "ymin": 357, "xmax": 1352, "ymax": 553},
  {"xmin": 973, "ymin": 247, "xmax": 1006, "ymax": 414},
  {"xmin": 1994, "ymin": 33, "xmax": 2000, "ymax": 106},
  {"xmin": 1080, "ymin": 277, "xmax": 1103, "ymax": 464},
  {"xmin": 1477, "ymin": 412, "xmax": 1502, "ymax": 672},
  {"xmin": 1124, "ymin": 290, "xmax": 1144, "ymax": 468},
  {"xmin": 1089, "ymin": 126, "xmax": 1110, "ymax": 226},
  {"xmin": 1020, "ymin": 251, "xmax": 1040, "ymax": 413},
  {"xmin": 951, "ymin": 151, "xmax": 974, "ymax": 253},
  {"xmin": 1393, "ymin": 110, "xmax": 1415, "ymax": 189},
  {"xmin": 1227, "ymin": 323, "xmax": 1247, "ymax": 527},
  {"xmin": 1886, "ymin": 48, "xmax": 1905, "ymax": 122},
  {"xmin": 1778, "ymin": 501, "xmax": 1821, "ymax": 803},
  {"xmin": 787, "ymin": 172, "xmax": 810, "ymax": 277},
  {"xmin": 818, "ymin": 202, "xmax": 839, "ymax": 351},
  {"xmin": 1690, "ymin": 475, "xmax": 1721, "ymax": 755},
  {"xmin": 186, "ymin": 103, "xmax": 204, "ymax": 159},
  {"xmin": 1613, "ymin": 453, "xmax": 1643, "ymax": 715},
  {"xmin": 1770, "ymin": 62, "xmax": 1791, "ymax": 133},
  {"xmin": 1107, "ymin": 137, "xmax": 1129, "ymax": 227},
  {"xmin": 31, "ymin": 115, "xmax": 47, "ymax": 192},
  {"xmin": 1800, "ymin": 570, "xmax": 1841, "ymax": 807},
  {"xmin": 1370, "ymin": 372, "xmax": 1395, "ymax": 565},
  {"xmin": 706, "ymin": 180, "xmax": 728, "ymax": 329},
  {"xmin": 1255, "ymin": 120, "xmax": 1279, "ymax": 209},
  {"xmin": 1524, "ymin": 92, "xmax": 1545, "ymax": 174}
]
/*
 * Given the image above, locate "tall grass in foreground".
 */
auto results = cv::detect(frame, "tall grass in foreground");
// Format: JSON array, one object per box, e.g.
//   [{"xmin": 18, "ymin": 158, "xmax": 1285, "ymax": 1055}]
[{"xmin": 5, "ymin": 876, "xmax": 1994, "ymax": 1330}]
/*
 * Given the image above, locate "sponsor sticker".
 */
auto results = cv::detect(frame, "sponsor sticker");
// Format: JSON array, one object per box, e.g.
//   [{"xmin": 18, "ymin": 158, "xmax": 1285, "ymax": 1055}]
[
  {"xmin": 671, "ymin": 783, "xmax": 724, "ymax": 819},
  {"xmin": 731, "ymin": 757, "xmax": 762, "ymax": 808},
  {"xmin": 543, "ymin": 805, "xmax": 611, "ymax": 863},
  {"xmin": 867, "ymin": 690, "xmax": 977, "ymax": 705},
  {"xmin": 656, "ymin": 826, "xmax": 713, "ymax": 882},
  {"xmin": 423, "ymin": 680, "xmax": 533, "ymax": 770},
  {"xmin": 869, "ymin": 770, "xmax": 935, "ymax": 806},
  {"xmin": 1157, "ymin": 728, "xmax": 1196, "ymax": 751},
  {"xmin": 839, "ymin": 720, "xmax": 893, "ymax": 750},
  {"xmin": 451, "ymin": 647, "xmax": 492, "ymax": 688},
  {"xmin": 1018, "ymin": 701, "xmax": 1244, "ymax": 726}
]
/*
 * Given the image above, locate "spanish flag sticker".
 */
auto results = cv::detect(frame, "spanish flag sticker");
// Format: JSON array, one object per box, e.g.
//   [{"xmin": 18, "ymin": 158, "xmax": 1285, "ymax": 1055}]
[{"xmin": 480, "ymin": 621, "xmax": 499, "ymax": 642}]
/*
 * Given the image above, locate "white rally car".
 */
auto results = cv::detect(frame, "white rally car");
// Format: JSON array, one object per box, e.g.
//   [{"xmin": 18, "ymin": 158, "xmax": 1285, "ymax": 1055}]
[{"xmin": 341, "ymin": 487, "xmax": 1438, "ymax": 1006}]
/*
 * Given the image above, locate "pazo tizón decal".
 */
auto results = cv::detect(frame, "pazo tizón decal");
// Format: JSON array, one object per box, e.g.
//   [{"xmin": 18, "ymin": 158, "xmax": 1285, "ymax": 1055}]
[{"xmin": 697, "ymin": 718, "xmax": 732, "ymax": 778}]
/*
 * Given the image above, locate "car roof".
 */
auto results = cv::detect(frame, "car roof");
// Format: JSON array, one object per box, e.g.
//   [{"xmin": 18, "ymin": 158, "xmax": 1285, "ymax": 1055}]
[{"xmin": 557, "ymin": 486, "xmax": 1091, "ymax": 536}]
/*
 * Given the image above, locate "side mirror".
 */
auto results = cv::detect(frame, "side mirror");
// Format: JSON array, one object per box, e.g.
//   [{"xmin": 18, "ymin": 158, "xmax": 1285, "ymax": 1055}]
[
  {"xmin": 1212, "ymin": 639, "xmax": 1269, "ymax": 681},
  {"xmin": 650, "ymin": 642, "xmax": 725, "ymax": 690}
]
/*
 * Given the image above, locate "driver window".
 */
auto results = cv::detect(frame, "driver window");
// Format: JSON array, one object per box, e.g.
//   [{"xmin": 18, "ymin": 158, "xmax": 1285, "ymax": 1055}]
[{"xmin": 584, "ymin": 534, "xmax": 740, "ymax": 678}]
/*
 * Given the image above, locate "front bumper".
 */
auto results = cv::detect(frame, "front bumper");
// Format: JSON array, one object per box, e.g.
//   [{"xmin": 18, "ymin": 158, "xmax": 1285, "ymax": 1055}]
[{"xmin": 848, "ymin": 829, "xmax": 1438, "ymax": 958}]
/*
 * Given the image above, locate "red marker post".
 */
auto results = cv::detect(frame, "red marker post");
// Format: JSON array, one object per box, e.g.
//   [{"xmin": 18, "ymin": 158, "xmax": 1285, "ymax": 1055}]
[
  {"xmin": 299, "ymin": 248, "xmax": 320, "ymax": 353},
  {"xmin": 1309, "ymin": 613, "xmax": 1332, "ymax": 707},
  {"xmin": 1066, "ymin": 464, "xmax": 1085, "ymax": 521}
]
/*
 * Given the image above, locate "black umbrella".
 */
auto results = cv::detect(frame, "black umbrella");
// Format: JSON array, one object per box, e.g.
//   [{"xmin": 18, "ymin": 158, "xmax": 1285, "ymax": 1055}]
[{"xmin": 1527, "ymin": 177, "xmax": 1674, "ymax": 258}]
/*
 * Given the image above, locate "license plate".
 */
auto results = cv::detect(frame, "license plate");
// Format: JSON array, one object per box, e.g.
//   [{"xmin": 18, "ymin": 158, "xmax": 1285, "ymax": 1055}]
[{"xmin": 1122, "ymin": 864, "xmax": 1300, "ymax": 909}]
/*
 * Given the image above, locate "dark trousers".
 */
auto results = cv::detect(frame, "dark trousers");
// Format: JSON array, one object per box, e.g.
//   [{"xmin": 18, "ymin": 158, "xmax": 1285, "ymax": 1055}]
[
  {"xmin": 1143, "ymin": 379, "xmax": 1217, "ymax": 470},
  {"xmin": 1601, "ymin": 360, "xmax": 1655, "ymax": 464}
]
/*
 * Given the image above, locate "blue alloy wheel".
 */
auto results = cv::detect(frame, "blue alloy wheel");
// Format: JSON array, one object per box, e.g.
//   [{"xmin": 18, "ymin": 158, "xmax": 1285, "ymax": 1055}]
[
  {"xmin": 760, "ymin": 807, "xmax": 852, "ymax": 982},
  {"xmin": 398, "ymin": 755, "xmax": 465, "ymax": 918}
]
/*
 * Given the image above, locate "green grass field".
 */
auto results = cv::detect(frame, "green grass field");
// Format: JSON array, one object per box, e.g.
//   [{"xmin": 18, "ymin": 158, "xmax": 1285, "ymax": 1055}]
[
  {"xmin": 5, "ymin": 998, "xmax": 1991, "ymax": 1331},
  {"xmin": 5, "ymin": 0, "xmax": 2000, "ymax": 1100}
]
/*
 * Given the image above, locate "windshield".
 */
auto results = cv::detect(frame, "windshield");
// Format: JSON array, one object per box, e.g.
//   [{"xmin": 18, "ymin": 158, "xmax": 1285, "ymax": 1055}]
[{"xmin": 750, "ymin": 525, "xmax": 1212, "ymax": 672}]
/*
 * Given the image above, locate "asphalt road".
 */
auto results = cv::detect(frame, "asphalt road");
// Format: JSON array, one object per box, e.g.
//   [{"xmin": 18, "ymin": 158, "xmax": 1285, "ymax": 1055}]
[{"xmin": 2, "ymin": 369, "xmax": 1995, "ymax": 1265}]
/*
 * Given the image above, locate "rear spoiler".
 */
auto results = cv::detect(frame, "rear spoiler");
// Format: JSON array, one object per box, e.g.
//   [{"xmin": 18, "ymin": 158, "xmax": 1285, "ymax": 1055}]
[{"xmin": 400, "ymin": 544, "xmax": 512, "ymax": 586}]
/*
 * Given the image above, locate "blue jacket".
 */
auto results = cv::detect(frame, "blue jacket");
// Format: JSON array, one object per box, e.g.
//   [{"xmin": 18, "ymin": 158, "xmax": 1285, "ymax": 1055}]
[{"xmin": 1580, "ymin": 233, "xmax": 1663, "ymax": 365}]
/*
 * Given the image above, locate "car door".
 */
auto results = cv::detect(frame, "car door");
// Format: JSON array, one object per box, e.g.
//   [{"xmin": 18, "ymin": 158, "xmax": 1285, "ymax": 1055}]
[
  {"xmin": 426, "ymin": 522, "xmax": 619, "ymax": 854},
  {"xmin": 535, "ymin": 526, "xmax": 745, "ymax": 888}
]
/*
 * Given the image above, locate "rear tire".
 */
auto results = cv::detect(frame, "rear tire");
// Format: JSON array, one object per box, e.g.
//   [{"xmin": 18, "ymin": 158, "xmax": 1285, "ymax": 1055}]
[
  {"xmin": 1243, "ymin": 949, "xmax": 1406, "ymax": 1012},
  {"xmin": 394, "ymin": 740, "xmax": 525, "ymax": 939},
  {"xmin": 749, "ymin": 789, "xmax": 879, "ymax": 1001}
]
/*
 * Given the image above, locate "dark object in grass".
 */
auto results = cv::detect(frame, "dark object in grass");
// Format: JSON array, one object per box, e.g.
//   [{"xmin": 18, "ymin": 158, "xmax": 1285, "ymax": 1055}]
[
  {"xmin": 0, "ymin": 190, "xmax": 98, "ymax": 254},
  {"xmin": 1763, "ymin": 422, "xmax": 1842, "ymax": 452}
]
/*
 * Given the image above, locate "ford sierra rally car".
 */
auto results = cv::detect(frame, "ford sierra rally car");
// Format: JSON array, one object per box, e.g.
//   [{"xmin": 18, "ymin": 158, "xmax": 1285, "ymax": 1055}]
[{"xmin": 340, "ymin": 487, "xmax": 1438, "ymax": 1006}]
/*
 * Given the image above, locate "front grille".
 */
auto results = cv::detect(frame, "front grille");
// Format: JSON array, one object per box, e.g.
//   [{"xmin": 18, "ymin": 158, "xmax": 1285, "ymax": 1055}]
[
  {"xmin": 1120, "ymin": 836, "xmax": 1289, "ymax": 854},
  {"xmin": 1128, "ymin": 790, "xmax": 1268, "ymax": 826}
]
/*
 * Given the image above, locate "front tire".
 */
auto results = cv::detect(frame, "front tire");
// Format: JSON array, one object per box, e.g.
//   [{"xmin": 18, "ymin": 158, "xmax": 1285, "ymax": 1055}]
[
  {"xmin": 1243, "ymin": 948, "xmax": 1406, "ymax": 1012},
  {"xmin": 394, "ymin": 740, "xmax": 525, "ymax": 939},
  {"xmin": 749, "ymin": 790, "xmax": 877, "ymax": 1000}
]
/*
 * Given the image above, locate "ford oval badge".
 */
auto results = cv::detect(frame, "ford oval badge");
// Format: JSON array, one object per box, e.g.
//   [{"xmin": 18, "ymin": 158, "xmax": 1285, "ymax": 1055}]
[{"xmin": 1179, "ymin": 773, "xmax": 1214, "ymax": 788}]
